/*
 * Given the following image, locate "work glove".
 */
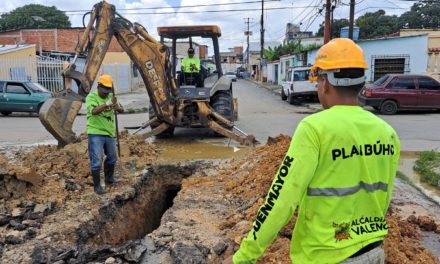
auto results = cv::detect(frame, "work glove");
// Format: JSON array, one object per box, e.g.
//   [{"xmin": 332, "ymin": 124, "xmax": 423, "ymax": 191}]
[{"xmin": 105, "ymin": 99, "xmax": 113, "ymax": 106}]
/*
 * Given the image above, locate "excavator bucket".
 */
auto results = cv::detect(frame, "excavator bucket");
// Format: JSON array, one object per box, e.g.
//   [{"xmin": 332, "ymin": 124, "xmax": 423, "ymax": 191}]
[{"xmin": 39, "ymin": 97, "xmax": 82, "ymax": 147}]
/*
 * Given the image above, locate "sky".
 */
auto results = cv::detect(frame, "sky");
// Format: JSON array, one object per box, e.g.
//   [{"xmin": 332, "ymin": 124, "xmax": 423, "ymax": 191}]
[{"xmin": 0, "ymin": 0, "xmax": 416, "ymax": 53}]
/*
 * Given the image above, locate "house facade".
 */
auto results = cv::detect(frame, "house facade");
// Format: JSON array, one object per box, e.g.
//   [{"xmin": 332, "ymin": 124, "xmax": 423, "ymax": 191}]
[
  {"xmin": 307, "ymin": 34, "xmax": 429, "ymax": 82},
  {"xmin": 0, "ymin": 44, "xmax": 37, "ymax": 81}
]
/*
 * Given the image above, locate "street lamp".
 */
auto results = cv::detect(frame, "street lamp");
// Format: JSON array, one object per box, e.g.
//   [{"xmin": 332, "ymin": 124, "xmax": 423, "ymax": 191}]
[{"xmin": 31, "ymin": 16, "xmax": 46, "ymax": 55}]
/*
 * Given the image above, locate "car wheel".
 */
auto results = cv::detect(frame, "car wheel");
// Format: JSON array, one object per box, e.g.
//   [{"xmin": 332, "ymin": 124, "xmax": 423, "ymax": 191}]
[
  {"xmin": 281, "ymin": 88, "xmax": 287, "ymax": 101},
  {"xmin": 288, "ymin": 92, "xmax": 300, "ymax": 105},
  {"xmin": 1, "ymin": 111, "xmax": 12, "ymax": 116},
  {"xmin": 380, "ymin": 100, "xmax": 398, "ymax": 115}
]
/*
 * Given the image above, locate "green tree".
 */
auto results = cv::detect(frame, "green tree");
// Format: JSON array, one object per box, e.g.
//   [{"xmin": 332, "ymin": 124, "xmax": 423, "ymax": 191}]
[
  {"xmin": 355, "ymin": 10, "xmax": 399, "ymax": 39},
  {"xmin": 398, "ymin": 2, "xmax": 440, "ymax": 29},
  {"xmin": 0, "ymin": 4, "xmax": 70, "ymax": 31},
  {"xmin": 316, "ymin": 18, "xmax": 350, "ymax": 38},
  {"xmin": 264, "ymin": 40, "xmax": 320, "ymax": 61}
]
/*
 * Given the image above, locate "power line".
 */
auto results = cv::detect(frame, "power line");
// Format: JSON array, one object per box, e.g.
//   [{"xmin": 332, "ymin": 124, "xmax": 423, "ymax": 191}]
[
  {"xmin": 64, "ymin": 6, "xmax": 321, "ymax": 16},
  {"xmin": 0, "ymin": 0, "xmax": 281, "ymax": 14},
  {"xmin": 355, "ymin": 5, "xmax": 408, "ymax": 14}
]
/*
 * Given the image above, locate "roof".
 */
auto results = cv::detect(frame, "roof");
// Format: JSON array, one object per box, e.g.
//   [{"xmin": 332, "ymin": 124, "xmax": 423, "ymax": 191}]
[
  {"xmin": 157, "ymin": 25, "xmax": 221, "ymax": 39},
  {"xmin": 0, "ymin": 44, "xmax": 35, "ymax": 55},
  {"xmin": 357, "ymin": 33, "xmax": 428, "ymax": 43},
  {"xmin": 308, "ymin": 34, "xmax": 429, "ymax": 53}
]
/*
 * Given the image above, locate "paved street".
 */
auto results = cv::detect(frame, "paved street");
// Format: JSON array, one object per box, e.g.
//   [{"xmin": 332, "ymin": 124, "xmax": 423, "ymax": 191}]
[{"xmin": 1, "ymin": 79, "xmax": 440, "ymax": 151}]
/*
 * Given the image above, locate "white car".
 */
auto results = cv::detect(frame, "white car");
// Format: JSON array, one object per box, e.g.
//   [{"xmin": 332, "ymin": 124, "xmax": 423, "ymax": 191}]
[
  {"xmin": 281, "ymin": 66, "xmax": 317, "ymax": 104},
  {"xmin": 224, "ymin": 72, "xmax": 237, "ymax": 82}
]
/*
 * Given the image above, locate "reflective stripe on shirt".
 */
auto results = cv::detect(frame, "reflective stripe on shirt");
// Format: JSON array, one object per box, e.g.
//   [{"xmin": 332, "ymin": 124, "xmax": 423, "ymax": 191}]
[{"xmin": 307, "ymin": 181, "xmax": 388, "ymax": 196}]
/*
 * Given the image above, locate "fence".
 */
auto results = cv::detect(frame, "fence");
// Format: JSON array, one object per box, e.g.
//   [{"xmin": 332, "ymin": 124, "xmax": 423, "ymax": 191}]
[{"xmin": 0, "ymin": 56, "xmax": 140, "ymax": 94}]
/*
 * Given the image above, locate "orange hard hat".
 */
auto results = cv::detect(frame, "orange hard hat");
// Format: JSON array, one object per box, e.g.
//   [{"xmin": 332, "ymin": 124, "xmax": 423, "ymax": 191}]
[
  {"xmin": 97, "ymin": 74, "xmax": 113, "ymax": 88},
  {"xmin": 310, "ymin": 38, "xmax": 368, "ymax": 81}
]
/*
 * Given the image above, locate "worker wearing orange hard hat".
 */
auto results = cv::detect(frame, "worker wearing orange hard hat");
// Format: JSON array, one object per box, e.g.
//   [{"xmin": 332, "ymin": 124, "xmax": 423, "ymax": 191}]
[
  {"xmin": 85, "ymin": 74, "xmax": 123, "ymax": 194},
  {"xmin": 225, "ymin": 38, "xmax": 400, "ymax": 264}
]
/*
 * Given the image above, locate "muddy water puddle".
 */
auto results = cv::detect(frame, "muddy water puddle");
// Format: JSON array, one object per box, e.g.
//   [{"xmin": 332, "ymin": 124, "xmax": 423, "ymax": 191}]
[
  {"xmin": 156, "ymin": 138, "xmax": 251, "ymax": 162},
  {"xmin": 399, "ymin": 151, "xmax": 440, "ymax": 204}
]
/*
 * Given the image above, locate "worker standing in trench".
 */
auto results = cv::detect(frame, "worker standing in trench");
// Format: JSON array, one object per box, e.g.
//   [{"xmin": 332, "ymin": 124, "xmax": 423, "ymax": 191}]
[
  {"xmin": 224, "ymin": 38, "xmax": 400, "ymax": 264},
  {"xmin": 86, "ymin": 74, "xmax": 123, "ymax": 195}
]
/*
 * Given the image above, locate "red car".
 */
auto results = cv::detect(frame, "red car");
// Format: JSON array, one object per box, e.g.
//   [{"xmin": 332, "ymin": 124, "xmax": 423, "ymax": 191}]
[{"xmin": 358, "ymin": 74, "xmax": 440, "ymax": 114}]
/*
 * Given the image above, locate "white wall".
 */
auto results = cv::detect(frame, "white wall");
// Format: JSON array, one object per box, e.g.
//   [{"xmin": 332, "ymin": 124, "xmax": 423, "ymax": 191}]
[
  {"xmin": 221, "ymin": 63, "xmax": 241, "ymax": 73},
  {"xmin": 267, "ymin": 63, "xmax": 276, "ymax": 83},
  {"xmin": 307, "ymin": 35, "xmax": 429, "ymax": 82}
]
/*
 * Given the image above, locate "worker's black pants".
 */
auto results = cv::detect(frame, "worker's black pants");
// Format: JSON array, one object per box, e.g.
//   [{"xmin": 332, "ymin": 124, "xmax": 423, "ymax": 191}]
[{"xmin": 180, "ymin": 72, "xmax": 203, "ymax": 87}]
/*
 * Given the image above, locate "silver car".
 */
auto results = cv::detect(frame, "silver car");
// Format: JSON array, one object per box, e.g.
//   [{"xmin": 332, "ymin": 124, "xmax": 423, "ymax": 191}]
[{"xmin": 224, "ymin": 72, "xmax": 237, "ymax": 82}]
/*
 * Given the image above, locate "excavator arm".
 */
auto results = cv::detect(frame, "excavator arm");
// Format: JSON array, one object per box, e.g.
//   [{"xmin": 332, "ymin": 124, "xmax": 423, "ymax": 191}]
[{"xmin": 39, "ymin": 1, "xmax": 257, "ymax": 147}]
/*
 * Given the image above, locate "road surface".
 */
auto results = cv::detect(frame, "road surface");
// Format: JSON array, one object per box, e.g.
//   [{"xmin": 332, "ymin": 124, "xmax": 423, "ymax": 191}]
[{"xmin": 1, "ymin": 79, "xmax": 440, "ymax": 151}]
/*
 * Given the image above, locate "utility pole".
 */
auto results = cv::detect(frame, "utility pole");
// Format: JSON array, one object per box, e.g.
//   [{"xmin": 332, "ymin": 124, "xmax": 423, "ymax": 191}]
[
  {"xmin": 260, "ymin": 0, "xmax": 265, "ymax": 82},
  {"xmin": 349, "ymin": 0, "xmax": 355, "ymax": 39},
  {"xmin": 244, "ymin": 18, "xmax": 252, "ymax": 73},
  {"xmin": 330, "ymin": 2, "xmax": 336, "ymax": 39},
  {"xmin": 324, "ymin": 0, "xmax": 331, "ymax": 44}
]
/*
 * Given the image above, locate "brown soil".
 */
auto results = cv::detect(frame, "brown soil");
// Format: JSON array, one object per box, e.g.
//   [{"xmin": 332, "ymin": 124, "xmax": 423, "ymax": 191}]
[
  {"xmin": 0, "ymin": 133, "xmax": 159, "ymax": 251},
  {"xmin": 1, "ymin": 133, "xmax": 439, "ymax": 263},
  {"xmin": 214, "ymin": 135, "xmax": 439, "ymax": 264}
]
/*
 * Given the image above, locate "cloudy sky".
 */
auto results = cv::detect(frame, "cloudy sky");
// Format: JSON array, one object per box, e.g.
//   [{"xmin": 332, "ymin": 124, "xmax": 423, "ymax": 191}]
[{"xmin": 1, "ymin": 0, "xmax": 415, "ymax": 52}]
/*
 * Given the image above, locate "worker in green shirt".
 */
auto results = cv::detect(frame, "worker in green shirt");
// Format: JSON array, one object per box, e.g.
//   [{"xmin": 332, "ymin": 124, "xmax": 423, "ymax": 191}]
[
  {"xmin": 224, "ymin": 38, "xmax": 400, "ymax": 264},
  {"xmin": 180, "ymin": 47, "xmax": 202, "ymax": 87},
  {"xmin": 85, "ymin": 74, "xmax": 123, "ymax": 195}
]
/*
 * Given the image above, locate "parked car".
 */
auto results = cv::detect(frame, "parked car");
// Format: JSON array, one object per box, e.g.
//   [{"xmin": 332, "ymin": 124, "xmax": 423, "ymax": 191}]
[
  {"xmin": 358, "ymin": 74, "xmax": 440, "ymax": 115},
  {"xmin": 281, "ymin": 66, "xmax": 317, "ymax": 104},
  {"xmin": 224, "ymin": 71, "xmax": 237, "ymax": 82},
  {"xmin": 0, "ymin": 80, "xmax": 52, "ymax": 116}
]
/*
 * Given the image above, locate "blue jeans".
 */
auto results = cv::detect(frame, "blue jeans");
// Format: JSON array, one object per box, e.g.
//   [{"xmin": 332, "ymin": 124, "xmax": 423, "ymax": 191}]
[{"xmin": 88, "ymin": 134, "xmax": 117, "ymax": 172}]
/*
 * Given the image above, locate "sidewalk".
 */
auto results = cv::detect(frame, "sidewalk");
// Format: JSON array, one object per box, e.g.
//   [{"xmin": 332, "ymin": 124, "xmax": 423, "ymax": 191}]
[{"xmin": 246, "ymin": 79, "xmax": 322, "ymax": 112}]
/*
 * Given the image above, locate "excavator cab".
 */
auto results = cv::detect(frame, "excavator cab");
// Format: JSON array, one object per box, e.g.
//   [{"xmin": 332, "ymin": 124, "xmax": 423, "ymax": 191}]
[
  {"xmin": 38, "ymin": 1, "xmax": 256, "ymax": 147},
  {"xmin": 157, "ymin": 26, "xmax": 222, "ymax": 87},
  {"xmin": 151, "ymin": 26, "xmax": 236, "ymax": 134}
]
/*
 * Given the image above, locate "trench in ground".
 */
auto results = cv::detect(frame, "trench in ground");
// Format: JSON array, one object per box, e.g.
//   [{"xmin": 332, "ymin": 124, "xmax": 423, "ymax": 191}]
[{"xmin": 76, "ymin": 162, "xmax": 201, "ymax": 247}]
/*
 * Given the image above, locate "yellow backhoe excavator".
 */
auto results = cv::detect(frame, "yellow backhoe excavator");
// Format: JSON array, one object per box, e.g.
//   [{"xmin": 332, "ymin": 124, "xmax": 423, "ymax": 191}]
[{"xmin": 39, "ymin": 1, "xmax": 257, "ymax": 147}]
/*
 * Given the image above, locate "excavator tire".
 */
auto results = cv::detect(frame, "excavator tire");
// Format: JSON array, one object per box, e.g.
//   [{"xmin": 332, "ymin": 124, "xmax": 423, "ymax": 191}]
[
  {"xmin": 148, "ymin": 105, "xmax": 175, "ymax": 138},
  {"xmin": 211, "ymin": 90, "xmax": 234, "ymax": 123}
]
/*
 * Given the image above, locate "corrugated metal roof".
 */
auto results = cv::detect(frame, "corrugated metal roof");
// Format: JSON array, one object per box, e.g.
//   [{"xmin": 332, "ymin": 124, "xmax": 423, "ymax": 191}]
[{"xmin": 0, "ymin": 44, "xmax": 35, "ymax": 54}]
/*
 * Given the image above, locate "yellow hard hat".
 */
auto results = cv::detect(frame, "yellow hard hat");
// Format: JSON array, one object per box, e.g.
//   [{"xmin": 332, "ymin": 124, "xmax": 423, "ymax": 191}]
[
  {"xmin": 97, "ymin": 74, "xmax": 113, "ymax": 88},
  {"xmin": 310, "ymin": 38, "xmax": 368, "ymax": 80}
]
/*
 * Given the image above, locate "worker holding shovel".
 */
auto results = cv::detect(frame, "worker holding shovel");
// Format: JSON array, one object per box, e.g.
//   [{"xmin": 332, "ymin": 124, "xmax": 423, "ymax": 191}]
[{"xmin": 85, "ymin": 74, "xmax": 123, "ymax": 195}]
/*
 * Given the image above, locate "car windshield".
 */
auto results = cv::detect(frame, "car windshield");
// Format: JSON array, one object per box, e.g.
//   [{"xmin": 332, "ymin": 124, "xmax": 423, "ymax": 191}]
[
  {"xmin": 293, "ymin": 70, "xmax": 310, "ymax": 81},
  {"xmin": 373, "ymin": 75, "xmax": 389, "ymax": 86},
  {"xmin": 26, "ymin": 82, "xmax": 50, "ymax": 93}
]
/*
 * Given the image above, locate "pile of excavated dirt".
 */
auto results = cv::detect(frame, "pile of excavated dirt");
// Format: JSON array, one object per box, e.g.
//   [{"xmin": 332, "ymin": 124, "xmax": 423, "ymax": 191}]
[
  {"xmin": 214, "ymin": 135, "xmax": 440, "ymax": 263},
  {"xmin": 1, "ymin": 133, "xmax": 439, "ymax": 263},
  {"xmin": 0, "ymin": 133, "xmax": 159, "ymax": 262}
]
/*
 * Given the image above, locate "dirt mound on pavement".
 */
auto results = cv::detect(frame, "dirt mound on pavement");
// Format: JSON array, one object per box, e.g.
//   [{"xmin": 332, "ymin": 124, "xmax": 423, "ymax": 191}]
[
  {"xmin": 218, "ymin": 135, "xmax": 439, "ymax": 263},
  {"xmin": 1, "ymin": 132, "xmax": 158, "ymax": 203},
  {"xmin": 1, "ymin": 133, "xmax": 439, "ymax": 263},
  {"xmin": 0, "ymin": 133, "xmax": 159, "ymax": 256}
]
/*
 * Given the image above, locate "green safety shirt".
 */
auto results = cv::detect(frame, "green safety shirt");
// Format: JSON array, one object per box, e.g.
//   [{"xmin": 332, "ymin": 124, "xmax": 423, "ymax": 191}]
[
  {"xmin": 233, "ymin": 105, "xmax": 400, "ymax": 264},
  {"xmin": 181, "ymin": 56, "xmax": 200, "ymax": 73},
  {"xmin": 85, "ymin": 91, "xmax": 119, "ymax": 138}
]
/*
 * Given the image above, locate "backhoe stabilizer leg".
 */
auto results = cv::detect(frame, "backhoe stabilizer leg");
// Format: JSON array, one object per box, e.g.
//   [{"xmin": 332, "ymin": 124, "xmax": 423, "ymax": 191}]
[
  {"xmin": 207, "ymin": 121, "xmax": 257, "ymax": 146},
  {"xmin": 142, "ymin": 122, "xmax": 171, "ymax": 139},
  {"xmin": 132, "ymin": 117, "xmax": 159, "ymax": 134},
  {"xmin": 39, "ymin": 98, "xmax": 82, "ymax": 147}
]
